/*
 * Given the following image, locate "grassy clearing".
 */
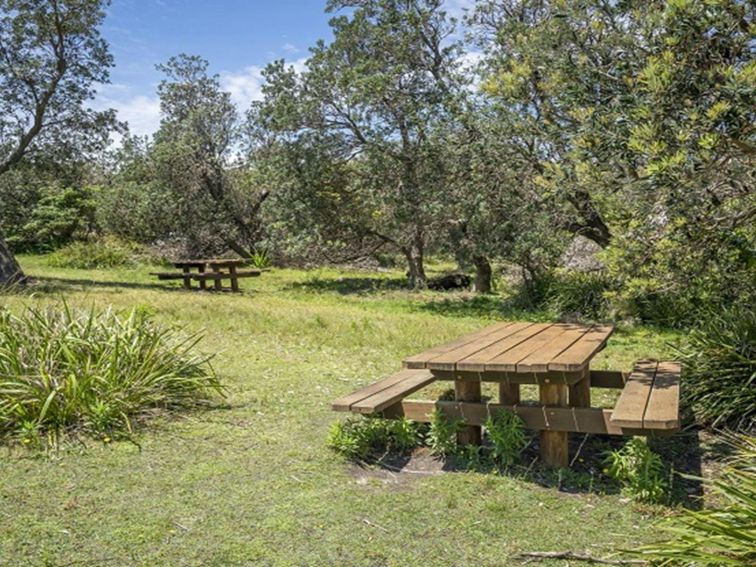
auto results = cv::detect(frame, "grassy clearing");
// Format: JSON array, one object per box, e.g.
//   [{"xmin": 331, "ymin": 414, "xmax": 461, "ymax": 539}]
[{"xmin": 1, "ymin": 256, "xmax": 691, "ymax": 566}]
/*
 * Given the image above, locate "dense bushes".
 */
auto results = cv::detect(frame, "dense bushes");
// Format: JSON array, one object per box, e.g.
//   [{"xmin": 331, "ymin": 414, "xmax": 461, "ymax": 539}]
[
  {"xmin": 0, "ymin": 304, "xmax": 222, "ymax": 446},
  {"xmin": 675, "ymin": 308, "xmax": 756, "ymax": 431},
  {"xmin": 47, "ymin": 237, "xmax": 159, "ymax": 269}
]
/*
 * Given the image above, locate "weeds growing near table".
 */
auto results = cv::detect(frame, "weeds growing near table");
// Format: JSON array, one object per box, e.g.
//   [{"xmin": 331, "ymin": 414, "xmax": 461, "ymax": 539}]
[
  {"xmin": 605, "ymin": 438, "xmax": 669, "ymax": 504},
  {"xmin": 0, "ymin": 303, "xmax": 221, "ymax": 447}
]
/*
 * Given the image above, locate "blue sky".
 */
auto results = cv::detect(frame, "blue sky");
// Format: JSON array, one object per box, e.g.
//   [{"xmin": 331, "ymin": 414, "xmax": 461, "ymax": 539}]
[{"xmin": 94, "ymin": 0, "xmax": 474, "ymax": 137}]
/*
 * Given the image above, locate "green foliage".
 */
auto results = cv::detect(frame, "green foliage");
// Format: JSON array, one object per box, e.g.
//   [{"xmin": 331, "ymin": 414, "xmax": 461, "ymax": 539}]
[
  {"xmin": 7, "ymin": 185, "xmax": 96, "ymax": 252},
  {"xmin": 633, "ymin": 435, "xmax": 756, "ymax": 566},
  {"xmin": 327, "ymin": 416, "xmax": 420, "ymax": 460},
  {"xmin": 605, "ymin": 438, "xmax": 669, "ymax": 504},
  {"xmin": 250, "ymin": 248, "xmax": 271, "ymax": 269},
  {"xmin": 543, "ymin": 270, "xmax": 613, "ymax": 320},
  {"xmin": 675, "ymin": 309, "xmax": 756, "ymax": 431},
  {"xmin": 484, "ymin": 410, "xmax": 526, "ymax": 468},
  {"xmin": 426, "ymin": 408, "xmax": 462, "ymax": 457},
  {"xmin": 0, "ymin": 303, "xmax": 221, "ymax": 446},
  {"xmin": 47, "ymin": 237, "xmax": 157, "ymax": 269}
]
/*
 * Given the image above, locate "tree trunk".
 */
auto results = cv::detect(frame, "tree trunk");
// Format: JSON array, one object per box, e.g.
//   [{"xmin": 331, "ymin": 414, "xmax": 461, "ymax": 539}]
[
  {"xmin": 403, "ymin": 233, "xmax": 426, "ymax": 289},
  {"xmin": 472, "ymin": 255, "xmax": 492, "ymax": 294},
  {"xmin": 0, "ymin": 236, "xmax": 25, "ymax": 286}
]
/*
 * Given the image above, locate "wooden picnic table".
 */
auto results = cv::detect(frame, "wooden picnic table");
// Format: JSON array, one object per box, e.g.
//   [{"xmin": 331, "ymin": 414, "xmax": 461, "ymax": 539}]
[
  {"xmin": 151, "ymin": 258, "xmax": 261, "ymax": 292},
  {"xmin": 333, "ymin": 321, "xmax": 682, "ymax": 468},
  {"xmin": 404, "ymin": 322, "xmax": 613, "ymax": 467}
]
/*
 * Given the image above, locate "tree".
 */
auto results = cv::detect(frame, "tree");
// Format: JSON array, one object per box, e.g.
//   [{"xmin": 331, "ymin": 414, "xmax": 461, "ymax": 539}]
[
  {"xmin": 149, "ymin": 54, "xmax": 269, "ymax": 258},
  {"xmin": 0, "ymin": 0, "xmax": 117, "ymax": 285},
  {"xmin": 254, "ymin": 0, "xmax": 466, "ymax": 288}
]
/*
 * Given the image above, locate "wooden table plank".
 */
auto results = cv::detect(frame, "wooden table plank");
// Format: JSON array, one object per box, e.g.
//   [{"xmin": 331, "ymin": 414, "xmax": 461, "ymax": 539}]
[
  {"xmin": 610, "ymin": 360, "xmax": 657, "ymax": 428},
  {"xmin": 516, "ymin": 325, "xmax": 591, "ymax": 373},
  {"xmin": 402, "ymin": 322, "xmax": 514, "ymax": 369},
  {"xmin": 485, "ymin": 324, "xmax": 570, "ymax": 372},
  {"xmin": 453, "ymin": 323, "xmax": 545, "ymax": 372},
  {"xmin": 548, "ymin": 325, "xmax": 614, "ymax": 372},
  {"xmin": 643, "ymin": 361, "xmax": 681, "ymax": 429},
  {"xmin": 428, "ymin": 323, "xmax": 540, "ymax": 371}
]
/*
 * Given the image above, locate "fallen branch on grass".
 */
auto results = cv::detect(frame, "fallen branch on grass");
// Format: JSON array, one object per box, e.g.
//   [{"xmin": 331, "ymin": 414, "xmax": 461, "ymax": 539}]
[{"xmin": 516, "ymin": 551, "xmax": 646, "ymax": 565}]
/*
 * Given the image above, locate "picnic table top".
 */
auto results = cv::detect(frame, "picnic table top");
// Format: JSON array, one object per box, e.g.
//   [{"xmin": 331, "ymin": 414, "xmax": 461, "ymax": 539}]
[
  {"xmin": 403, "ymin": 322, "xmax": 614, "ymax": 375},
  {"xmin": 173, "ymin": 258, "xmax": 249, "ymax": 268}
]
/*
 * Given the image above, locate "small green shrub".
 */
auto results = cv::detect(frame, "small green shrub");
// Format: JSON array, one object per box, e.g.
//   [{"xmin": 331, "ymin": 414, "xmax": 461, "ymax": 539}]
[
  {"xmin": 426, "ymin": 409, "xmax": 462, "ymax": 456},
  {"xmin": 327, "ymin": 416, "xmax": 419, "ymax": 460},
  {"xmin": 0, "ymin": 303, "xmax": 221, "ymax": 446},
  {"xmin": 544, "ymin": 270, "xmax": 613, "ymax": 320},
  {"xmin": 250, "ymin": 248, "xmax": 271, "ymax": 269},
  {"xmin": 605, "ymin": 438, "xmax": 669, "ymax": 504},
  {"xmin": 484, "ymin": 410, "xmax": 527, "ymax": 468},
  {"xmin": 633, "ymin": 435, "xmax": 756, "ymax": 566},
  {"xmin": 675, "ymin": 309, "xmax": 755, "ymax": 431},
  {"xmin": 47, "ymin": 237, "xmax": 157, "ymax": 269}
]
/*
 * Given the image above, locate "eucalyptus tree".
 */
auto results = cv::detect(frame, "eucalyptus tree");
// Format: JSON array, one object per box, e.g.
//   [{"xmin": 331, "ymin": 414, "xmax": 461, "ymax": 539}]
[
  {"xmin": 254, "ymin": 0, "xmax": 467, "ymax": 288},
  {"xmin": 0, "ymin": 0, "xmax": 117, "ymax": 285}
]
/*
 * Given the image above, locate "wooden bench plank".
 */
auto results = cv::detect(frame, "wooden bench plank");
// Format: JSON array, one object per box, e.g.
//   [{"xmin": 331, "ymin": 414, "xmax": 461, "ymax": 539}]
[
  {"xmin": 429, "ymin": 322, "xmax": 541, "ymax": 372},
  {"xmin": 331, "ymin": 369, "xmax": 419, "ymax": 412},
  {"xmin": 643, "ymin": 361, "xmax": 681, "ymax": 429},
  {"xmin": 485, "ymin": 324, "xmax": 570, "ymax": 372},
  {"xmin": 548, "ymin": 325, "xmax": 614, "ymax": 372},
  {"xmin": 351, "ymin": 370, "xmax": 435, "ymax": 414},
  {"xmin": 402, "ymin": 322, "xmax": 515, "ymax": 369},
  {"xmin": 150, "ymin": 272, "xmax": 190, "ymax": 280},
  {"xmin": 449, "ymin": 323, "xmax": 545, "ymax": 372},
  {"xmin": 610, "ymin": 360, "xmax": 657, "ymax": 428},
  {"xmin": 516, "ymin": 325, "xmax": 591, "ymax": 373}
]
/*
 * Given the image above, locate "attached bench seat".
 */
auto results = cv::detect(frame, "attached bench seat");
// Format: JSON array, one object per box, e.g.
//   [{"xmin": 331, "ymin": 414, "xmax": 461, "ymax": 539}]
[
  {"xmin": 610, "ymin": 360, "xmax": 681, "ymax": 431},
  {"xmin": 191, "ymin": 269, "xmax": 261, "ymax": 281},
  {"xmin": 332, "ymin": 369, "xmax": 435, "ymax": 414},
  {"xmin": 149, "ymin": 272, "xmax": 189, "ymax": 280}
]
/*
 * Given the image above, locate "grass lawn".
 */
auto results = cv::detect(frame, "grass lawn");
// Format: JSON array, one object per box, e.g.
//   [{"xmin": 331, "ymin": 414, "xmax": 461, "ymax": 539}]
[{"xmin": 0, "ymin": 256, "xmax": 698, "ymax": 566}]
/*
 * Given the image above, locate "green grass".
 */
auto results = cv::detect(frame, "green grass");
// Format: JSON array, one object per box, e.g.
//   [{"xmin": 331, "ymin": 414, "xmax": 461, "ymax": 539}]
[{"xmin": 0, "ymin": 255, "xmax": 685, "ymax": 566}]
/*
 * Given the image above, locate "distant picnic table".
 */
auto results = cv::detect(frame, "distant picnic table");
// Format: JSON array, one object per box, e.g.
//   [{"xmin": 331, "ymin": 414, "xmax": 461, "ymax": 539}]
[
  {"xmin": 334, "ymin": 322, "xmax": 682, "ymax": 468},
  {"xmin": 150, "ymin": 258, "xmax": 261, "ymax": 292}
]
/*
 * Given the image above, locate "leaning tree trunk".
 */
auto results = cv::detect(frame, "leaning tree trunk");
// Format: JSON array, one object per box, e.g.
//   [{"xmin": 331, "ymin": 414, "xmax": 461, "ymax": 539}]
[
  {"xmin": 403, "ymin": 231, "xmax": 427, "ymax": 290},
  {"xmin": 0, "ymin": 236, "xmax": 24, "ymax": 286},
  {"xmin": 472, "ymin": 255, "xmax": 492, "ymax": 294}
]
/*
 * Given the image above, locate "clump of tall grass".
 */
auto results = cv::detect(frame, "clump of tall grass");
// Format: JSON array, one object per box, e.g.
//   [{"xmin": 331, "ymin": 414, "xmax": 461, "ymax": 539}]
[
  {"xmin": 47, "ymin": 237, "xmax": 157, "ymax": 269},
  {"xmin": 675, "ymin": 308, "xmax": 755, "ymax": 431},
  {"xmin": 632, "ymin": 435, "xmax": 755, "ymax": 566},
  {"xmin": 605, "ymin": 438, "xmax": 669, "ymax": 504},
  {"xmin": 0, "ymin": 303, "xmax": 222, "ymax": 446},
  {"xmin": 327, "ymin": 416, "xmax": 419, "ymax": 459}
]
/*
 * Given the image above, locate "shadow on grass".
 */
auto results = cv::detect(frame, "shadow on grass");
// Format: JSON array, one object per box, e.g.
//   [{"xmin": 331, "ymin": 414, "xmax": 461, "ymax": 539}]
[
  {"xmin": 415, "ymin": 294, "xmax": 553, "ymax": 320},
  {"xmin": 361, "ymin": 428, "xmax": 706, "ymax": 507},
  {"xmin": 286, "ymin": 275, "xmax": 410, "ymax": 295},
  {"xmin": 24, "ymin": 275, "xmax": 252, "ymax": 295}
]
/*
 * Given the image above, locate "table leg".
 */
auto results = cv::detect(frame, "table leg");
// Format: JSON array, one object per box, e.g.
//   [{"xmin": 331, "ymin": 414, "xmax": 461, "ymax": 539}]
[
  {"xmin": 229, "ymin": 265, "xmax": 239, "ymax": 292},
  {"xmin": 182, "ymin": 266, "xmax": 192, "ymax": 290},
  {"xmin": 455, "ymin": 378, "xmax": 481, "ymax": 445},
  {"xmin": 569, "ymin": 366, "xmax": 591, "ymax": 408},
  {"xmin": 539, "ymin": 383, "xmax": 568, "ymax": 468},
  {"xmin": 212, "ymin": 266, "xmax": 223, "ymax": 291},
  {"xmin": 499, "ymin": 381, "xmax": 520, "ymax": 405},
  {"xmin": 198, "ymin": 265, "xmax": 207, "ymax": 290}
]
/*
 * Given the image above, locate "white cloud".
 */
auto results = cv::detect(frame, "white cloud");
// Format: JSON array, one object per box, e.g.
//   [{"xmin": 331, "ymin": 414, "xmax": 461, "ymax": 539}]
[
  {"xmin": 111, "ymin": 95, "xmax": 162, "ymax": 137},
  {"xmin": 220, "ymin": 57, "xmax": 308, "ymax": 112},
  {"xmin": 282, "ymin": 42, "xmax": 300, "ymax": 53}
]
